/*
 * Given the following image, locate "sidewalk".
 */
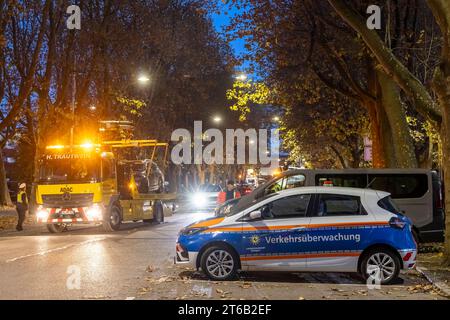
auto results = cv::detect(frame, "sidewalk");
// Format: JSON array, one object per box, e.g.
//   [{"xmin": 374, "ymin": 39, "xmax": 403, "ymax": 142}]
[
  {"xmin": 0, "ymin": 207, "xmax": 37, "ymax": 233},
  {"xmin": 417, "ymin": 249, "xmax": 450, "ymax": 297},
  {"xmin": 0, "ymin": 207, "xmax": 17, "ymax": 230}
]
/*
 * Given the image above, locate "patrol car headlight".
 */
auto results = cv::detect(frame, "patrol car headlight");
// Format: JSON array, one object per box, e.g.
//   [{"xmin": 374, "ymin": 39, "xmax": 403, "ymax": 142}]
[
  {"xmin": 86, "ymin": 204, "xmax": 102, "ymax": 220},
  {"xmin": 36, "ymin": 207, "xmax": 49, "ymax": 221},
  {"xmin": 180, "ymin": 227, "xmax": 208, "ymax": 236}
]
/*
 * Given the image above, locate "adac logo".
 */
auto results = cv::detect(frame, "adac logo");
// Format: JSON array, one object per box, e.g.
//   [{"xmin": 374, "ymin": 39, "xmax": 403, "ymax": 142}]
[
  {"xmin": 250, "ymin": 235, "xmax": 261, "ymax": 246},
  {"xmin": 60, "ymin": 186, "xmax": 73, "ymax": 193},
  {"xmin": 61, "ymin": 186, "xmax": 73, "ymax": 201}
]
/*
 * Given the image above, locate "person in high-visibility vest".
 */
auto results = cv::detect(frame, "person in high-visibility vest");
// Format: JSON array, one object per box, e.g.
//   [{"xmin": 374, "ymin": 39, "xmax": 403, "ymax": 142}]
[{"xmin": 16, "ymin": 183, "xmax": 28, "ymax": 231}]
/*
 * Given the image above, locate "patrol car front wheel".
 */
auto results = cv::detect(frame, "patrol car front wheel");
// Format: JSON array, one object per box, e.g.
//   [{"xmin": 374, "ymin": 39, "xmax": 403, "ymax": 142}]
[
  {"xmin": 360, "ymin": 248, "xmax": 401, "ymax": 285},
  {"xmin": 201, "ymin": 246, "xmax": 238, "ymax": 281}
]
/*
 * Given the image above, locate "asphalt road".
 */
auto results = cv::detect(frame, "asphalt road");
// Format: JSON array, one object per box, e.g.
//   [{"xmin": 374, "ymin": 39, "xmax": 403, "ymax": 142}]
[{"xmin": 0, "ymin": 208, "xmax": 446, "ymax": 300}]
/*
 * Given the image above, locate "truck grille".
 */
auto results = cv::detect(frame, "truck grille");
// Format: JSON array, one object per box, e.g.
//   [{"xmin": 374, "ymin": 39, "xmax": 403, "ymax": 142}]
[{"xmin": 41, "ymin": 193, "xmax": 94, "ymax": 208}]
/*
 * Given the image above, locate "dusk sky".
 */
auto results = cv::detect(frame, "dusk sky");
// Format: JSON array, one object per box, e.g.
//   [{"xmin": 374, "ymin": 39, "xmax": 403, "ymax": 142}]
[{"xmin": 211, "ymin": 2, "xmax": 249, "ymax": 71}]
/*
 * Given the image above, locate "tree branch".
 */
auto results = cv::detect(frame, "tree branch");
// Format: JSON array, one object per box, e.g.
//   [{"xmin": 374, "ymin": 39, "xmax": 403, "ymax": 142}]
[{"xmin": 328, "ymin": 0, "xmax": 442, "ymax": 125}]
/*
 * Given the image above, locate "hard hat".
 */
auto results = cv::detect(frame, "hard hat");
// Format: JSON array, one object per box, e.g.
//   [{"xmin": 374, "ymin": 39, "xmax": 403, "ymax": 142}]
[{"xmin": 19, "ymin": 183, "xmax": 26, "ymax": 189}]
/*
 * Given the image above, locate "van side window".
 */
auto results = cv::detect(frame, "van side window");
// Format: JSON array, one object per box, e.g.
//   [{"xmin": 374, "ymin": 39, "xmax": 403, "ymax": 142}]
[
  {"xmin": 368, "ymin": 174, "xmax": 428, "ymax": 199},
  {"xmin": 260, "ymin": 194, "xmax": 311, "ymax": 219},
  {"xmin": 315, "ymin": 194, "xmax": 367, "ymax": 216}
]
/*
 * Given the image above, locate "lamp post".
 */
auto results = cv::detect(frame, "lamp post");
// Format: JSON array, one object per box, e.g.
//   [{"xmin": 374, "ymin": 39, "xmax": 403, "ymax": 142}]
[{"xmin": 70, "ymin": 72, "xmax": 76, "ymax": 148}]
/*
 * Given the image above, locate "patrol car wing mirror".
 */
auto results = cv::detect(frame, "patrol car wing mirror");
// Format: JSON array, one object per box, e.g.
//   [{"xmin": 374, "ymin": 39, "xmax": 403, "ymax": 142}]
[{"xmin": 248, "ymin": 210, "xmax": 262, "ymax": 221}]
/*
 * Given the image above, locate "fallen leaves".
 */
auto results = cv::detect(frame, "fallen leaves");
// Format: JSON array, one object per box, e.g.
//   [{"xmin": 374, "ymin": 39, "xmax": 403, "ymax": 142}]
[
  {"xmin": 216, "ymin": 288, "xmax": 232, "ymax": 299},
  {"xmin": 146, "ymin": 265, "xmax": 157, "ymax": 273},
  {"xmin": 239, "ymin": 282, "xmax": 252, "ymax": 289},
  {"xmin": 407, "ymin": 284, "xmax": 439, "ymax": 295}
]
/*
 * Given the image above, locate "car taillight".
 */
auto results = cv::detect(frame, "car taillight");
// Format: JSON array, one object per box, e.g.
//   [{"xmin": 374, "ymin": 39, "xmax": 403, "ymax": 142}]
[{"xmin": 389, "ymin": 216, "xmax": 406, "ymax": 229}]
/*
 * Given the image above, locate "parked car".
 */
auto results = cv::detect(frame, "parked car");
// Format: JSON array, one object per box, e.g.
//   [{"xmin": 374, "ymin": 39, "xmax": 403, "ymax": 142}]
[
  {"xmin": 176, "ymin": 187, "xmax": 417, "ymax": 284},
  {"xmin": 127, "ymin": 160, "xmax": 165, "ymax": 194},
  {"xmin": 220, "ymin": 169, "xmax": 444, "ymax": 243}
]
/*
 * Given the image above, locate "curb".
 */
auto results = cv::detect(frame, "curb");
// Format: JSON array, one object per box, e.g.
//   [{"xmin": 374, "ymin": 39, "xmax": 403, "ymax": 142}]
[{"xmin": 416, "ymin": 266, "xmax": 450, "ymax": 297}]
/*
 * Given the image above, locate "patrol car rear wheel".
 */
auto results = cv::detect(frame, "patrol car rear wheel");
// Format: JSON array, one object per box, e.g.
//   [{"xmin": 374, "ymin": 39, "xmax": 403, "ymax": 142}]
[
  {"xmin": 201, "ymin": 246, "xmax": 238, "ymax": 281},
  {"xmin": 360, "ymin": 248, "xmax": 401, "ymax": 285},
  {"xmin": 103, "ymin": 205, "xmax": 122, "ymax": 232}
]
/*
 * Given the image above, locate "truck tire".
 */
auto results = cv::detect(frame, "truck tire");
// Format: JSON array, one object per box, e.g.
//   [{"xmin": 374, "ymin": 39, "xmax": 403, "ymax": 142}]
[
  {"xmin": 103, "ymin": 205, "xmax": 122, "ymax": 232},
  {"xmin": 47, "ymin": 223, "xmax": 65, "ymax": 233},
  {"xmin": 153, "ymin": 201, "xmax": 164, "ymax": 224}
]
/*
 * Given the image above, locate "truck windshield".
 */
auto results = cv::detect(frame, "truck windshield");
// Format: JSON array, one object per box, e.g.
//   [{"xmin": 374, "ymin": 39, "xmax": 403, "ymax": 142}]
[{"xmin": 39, "ymin": 154, "xmax": 100, "ymax": 183}]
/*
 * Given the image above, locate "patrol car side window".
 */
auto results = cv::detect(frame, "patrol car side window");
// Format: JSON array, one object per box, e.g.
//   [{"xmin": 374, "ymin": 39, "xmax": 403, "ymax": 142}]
[
  {"xmin": 259, "ymin": 194, "xmax": 311, "ymax": 219},
  {"xmin": 315, "ymin": 194, "xmax": 367, "ymax": 217}
]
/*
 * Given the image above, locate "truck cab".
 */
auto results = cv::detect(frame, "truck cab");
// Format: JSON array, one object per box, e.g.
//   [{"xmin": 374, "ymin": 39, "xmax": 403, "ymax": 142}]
[{"xmin": 35, "ymin": 144, "xmax": 118, "ymax": 232}]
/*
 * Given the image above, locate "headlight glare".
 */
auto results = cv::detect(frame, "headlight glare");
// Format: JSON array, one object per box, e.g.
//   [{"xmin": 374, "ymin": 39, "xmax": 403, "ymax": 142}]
[
  {"xmin": 86, "ymin": 204, "xmax": 102, "ymax": 220},
  {"xmin": 36, "ymin": 207, "xmax": 49, "ymax": 221}
]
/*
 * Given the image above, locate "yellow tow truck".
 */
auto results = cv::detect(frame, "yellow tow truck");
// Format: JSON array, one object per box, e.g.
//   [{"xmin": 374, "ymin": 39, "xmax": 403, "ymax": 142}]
[{"xmin": 34, "ymin": 138, "xmax": 175, "ymax": 233}]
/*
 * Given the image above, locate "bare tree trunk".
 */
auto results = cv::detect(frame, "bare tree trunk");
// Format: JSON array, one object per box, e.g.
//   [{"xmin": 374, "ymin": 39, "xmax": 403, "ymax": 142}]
[
  {"xmin": 0, "ymin": 150, "xmax": 12, "ymax": 206},
  {"xmin": 377, "ymin": 69, "xmax": 418, "ymax": 168}
]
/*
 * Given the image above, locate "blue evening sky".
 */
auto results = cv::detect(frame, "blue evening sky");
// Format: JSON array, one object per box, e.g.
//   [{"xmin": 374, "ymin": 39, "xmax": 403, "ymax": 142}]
[{"xmin": 211, "ymin": 2, "xmax": 250, "ymax": 72}]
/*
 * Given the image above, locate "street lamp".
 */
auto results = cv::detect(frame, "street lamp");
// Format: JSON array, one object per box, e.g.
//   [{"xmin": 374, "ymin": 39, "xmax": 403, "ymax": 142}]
[
  {"xmin": 273, "ymin": 116, "xmax": 280, "ymax": 122},
  {"xmin": 213, "ymin": 116, "xmax": 222, "ymax": 123},
  {"xmin": 137, "ymin": 74, "xmax": 150, "ymax": 83},
  {"xmin": 235, "ymin": 73, "xmax": 247, "ymax": 81}
]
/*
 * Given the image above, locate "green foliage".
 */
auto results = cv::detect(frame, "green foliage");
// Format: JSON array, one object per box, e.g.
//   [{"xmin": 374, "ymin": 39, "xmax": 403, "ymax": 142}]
[
  {"xmin": 115, "ymin": 96, "xmax": 146, "ymax": 117},
  {"xmin": 227, "ymin": 80, "xmax": 271, "ymax": 121}
]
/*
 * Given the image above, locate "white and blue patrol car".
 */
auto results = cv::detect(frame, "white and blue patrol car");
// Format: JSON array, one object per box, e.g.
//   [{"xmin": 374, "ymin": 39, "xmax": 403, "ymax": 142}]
[{"xmin": 175, "ymin": 187, "xmax": 417, "ymax": 285}]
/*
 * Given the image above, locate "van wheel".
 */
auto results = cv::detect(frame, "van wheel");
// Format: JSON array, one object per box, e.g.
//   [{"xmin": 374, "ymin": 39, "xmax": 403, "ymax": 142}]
[
  {"xmin": 103, "ymin": 205, "xmax": 122, "ymax": 232},
  {"xmin": 200, "ymin": 245, "xmax": 238, "ymax": 281},
  {"xmin": 360, "ymin": 248, "xmax": 400, "ymax": 285},
  {"xmin": 153, "ymin": 201, "xmax": 164, "ymax": 224},
  {"xmin": 47, "ymin": 224, "xmax": 65, "ymax": 233}
]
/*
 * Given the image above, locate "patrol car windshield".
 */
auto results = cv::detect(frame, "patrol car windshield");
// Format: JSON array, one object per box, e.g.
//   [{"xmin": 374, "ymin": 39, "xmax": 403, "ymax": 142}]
[
  {"xmin": 225, "ymin": 193, "xmax": 278, "ymax": 217},
  {"xmin": 39, "ymin": 154, "xmax": 100, "ymax": 183}
]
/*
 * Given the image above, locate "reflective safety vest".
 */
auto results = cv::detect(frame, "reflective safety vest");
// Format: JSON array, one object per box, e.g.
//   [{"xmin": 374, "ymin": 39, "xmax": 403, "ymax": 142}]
[{"xmin": 17, "ymin": 191, "xmax": 27, "ymax": 204}]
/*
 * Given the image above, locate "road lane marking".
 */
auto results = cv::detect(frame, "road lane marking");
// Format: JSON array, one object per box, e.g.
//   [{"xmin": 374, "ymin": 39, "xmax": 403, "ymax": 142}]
[{"xmin": 5, "ymin": 237, "xmax": 107, "ymax": 263}]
